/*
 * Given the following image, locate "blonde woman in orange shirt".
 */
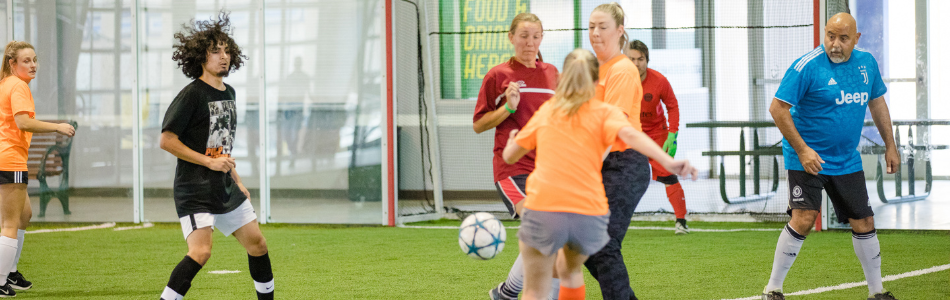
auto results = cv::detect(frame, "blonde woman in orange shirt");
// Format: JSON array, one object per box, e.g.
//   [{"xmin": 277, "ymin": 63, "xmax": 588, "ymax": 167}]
[
  {"xmin": 0, "ymin": 41, "xmax": 75, "ymax": 296},
  {"xmin": 584, "ymin": 3, "xmax": 654, "ymax": 299},
  {"xmin": 502, "ymin": 49, "xmax": 696, "ymax": 300}
]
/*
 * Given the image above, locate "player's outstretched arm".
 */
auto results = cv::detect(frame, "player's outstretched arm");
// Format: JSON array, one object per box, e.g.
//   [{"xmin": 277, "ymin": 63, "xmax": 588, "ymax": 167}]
[
  {"xmin": 13, "ymin": 113, "xmax": 75, "ymax": 136},
  {"xmin": 501, "ymin": 129, "xmax": 530, "ymax": 164},
  {"xmin": 868, "ymin": 96, "xmax": 900, "ymax": 174},
  {"xmin": 159, "ymin": 131, "xmax": 235, "ymax": 173},
  {"xmin": 770, "ymin": 98, "xmax": 824, "ymax": 175},
  {"xmin": 617, "ymin": 126, "xmax": 697, "ymax": 180}
]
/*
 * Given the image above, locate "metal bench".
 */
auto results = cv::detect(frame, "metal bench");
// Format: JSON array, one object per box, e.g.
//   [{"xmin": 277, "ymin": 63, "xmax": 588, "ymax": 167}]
[
  {"xmin": 27, "ymin": 120, "xmax": 76, "ymax": 217},
  {"xmin": 686, "ymin": 122, "xmax": 782, "ymax": 204},
  {"xmin": 860, "ymin": 121, "xmax": 950, "ymax": 203},
  {"xmin": 701, "ymin": 129, "xmax": 782, "ymax": 204}
]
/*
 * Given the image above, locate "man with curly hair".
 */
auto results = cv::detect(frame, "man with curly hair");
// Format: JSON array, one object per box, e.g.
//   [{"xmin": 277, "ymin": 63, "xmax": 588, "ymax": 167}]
[{"xmin": 159, "ymin": 11, "xmax": 273, "ymax": 300}]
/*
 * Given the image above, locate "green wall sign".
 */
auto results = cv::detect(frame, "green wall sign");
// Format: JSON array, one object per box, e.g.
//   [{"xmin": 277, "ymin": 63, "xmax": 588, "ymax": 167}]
[{"xmin": 440, "ymin": 0, "xmax": 529, "ymax": 100}]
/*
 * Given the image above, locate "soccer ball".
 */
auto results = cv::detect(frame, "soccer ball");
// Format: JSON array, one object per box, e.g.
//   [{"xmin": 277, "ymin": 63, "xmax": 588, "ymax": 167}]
[{"xmin": 458, "ymin": 212, "xmax": 506, "ymax": 260}]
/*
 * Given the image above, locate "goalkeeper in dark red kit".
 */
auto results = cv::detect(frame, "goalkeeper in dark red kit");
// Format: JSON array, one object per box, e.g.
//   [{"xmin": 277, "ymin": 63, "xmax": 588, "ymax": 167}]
[{"xmin": 625, "ymin": 40, "xmax": 689, "ymax": 235}]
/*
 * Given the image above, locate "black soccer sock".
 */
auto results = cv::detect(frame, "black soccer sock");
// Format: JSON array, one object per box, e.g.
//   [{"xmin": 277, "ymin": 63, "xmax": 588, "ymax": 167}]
[
  {"xmin": 676, "ymin": 218, "xmax": 687, "ymax": 226},
  {"xmin": 248, "ymin": 253, "xmax": 274, "ymax": 300},
  {"xmin": 162, "ymin": 255, "xmax": 203, "ymax": 299}
]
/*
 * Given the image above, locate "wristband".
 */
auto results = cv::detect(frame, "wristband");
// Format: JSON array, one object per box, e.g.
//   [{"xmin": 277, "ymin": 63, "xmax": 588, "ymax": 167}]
[{"xmin": 504, "ymin": 103, "xmax": 516, "ymax": 114}]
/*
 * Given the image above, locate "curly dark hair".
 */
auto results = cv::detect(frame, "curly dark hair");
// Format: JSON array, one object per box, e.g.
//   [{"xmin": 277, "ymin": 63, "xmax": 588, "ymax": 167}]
[{"xmin": 172, "ymin": 10, "xmax": 246, "ymax": 80}]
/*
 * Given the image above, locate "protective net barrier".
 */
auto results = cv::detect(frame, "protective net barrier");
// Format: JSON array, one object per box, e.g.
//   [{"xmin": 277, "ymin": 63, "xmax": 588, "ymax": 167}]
[{"xmin": 394, "ymin": 0, "xmax": 938, "ymax": 223}]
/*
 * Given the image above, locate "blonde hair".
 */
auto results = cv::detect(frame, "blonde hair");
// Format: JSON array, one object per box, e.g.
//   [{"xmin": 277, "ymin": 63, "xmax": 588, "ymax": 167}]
[
  {"xmin": 509, "ymin": 12, "xmax": 544, "ymax": 62},
  {"xmin": 552, "ymin": 49, "xmax": 599, "ymax": 117},
  {"xmin": 593, "ymin": 2, "xmax": 629, "ymax": 50},
  {"xmin": 1, "ymin": 41, "xmax": 35, "ymax": 79}
]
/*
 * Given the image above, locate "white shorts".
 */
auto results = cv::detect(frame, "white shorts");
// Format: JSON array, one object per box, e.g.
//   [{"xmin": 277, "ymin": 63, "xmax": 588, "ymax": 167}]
[{"xmin": 179, "ymin": 200, "xmax": 257, "ymax": 239}]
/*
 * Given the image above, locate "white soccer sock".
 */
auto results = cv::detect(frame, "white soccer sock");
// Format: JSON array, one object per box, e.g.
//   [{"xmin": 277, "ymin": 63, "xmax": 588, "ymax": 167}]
[
  {"xmin": 160, "ymin": 286, "xmax": 184, "ymax": 300},
  {"xmin": 10, "ymin": 230, "xmax": 24, "ymax": 273},
  {"xmin": 500, "ymin": 253, "xmax": 524, "ymax": 298},
  {"xmin": 764, "ymin": 224, "xmax": 806, "ymax": 293},
  {"xmin": 0, "ymin": 237, "xmax": 17, "ymax": 283},
  {"xmin": 254, "ymin": 278, "xmax": 275, "ymax": 294},
  {"xmin": 852, "ymin": 229, "xmax": 883, "ymax": 295},
  {"xmin": 549, "ymin": 278, "xmax": 560, "ymax": 300}
]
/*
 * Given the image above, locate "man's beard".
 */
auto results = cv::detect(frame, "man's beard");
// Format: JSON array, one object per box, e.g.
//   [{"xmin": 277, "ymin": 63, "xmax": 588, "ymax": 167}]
[
  {"xmin": 217, "ymin": 69, "xmax": 230, "ymax": 77},
  {"xmin": 828, "ymin": 46, "xmax": 846, "ymax": 63}
]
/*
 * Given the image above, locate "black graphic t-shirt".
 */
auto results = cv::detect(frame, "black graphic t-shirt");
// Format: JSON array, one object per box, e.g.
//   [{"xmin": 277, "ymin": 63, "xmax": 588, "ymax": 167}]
[{"xmin": 162, "ymin": 79, "xmax": 247, "ymax": 217}]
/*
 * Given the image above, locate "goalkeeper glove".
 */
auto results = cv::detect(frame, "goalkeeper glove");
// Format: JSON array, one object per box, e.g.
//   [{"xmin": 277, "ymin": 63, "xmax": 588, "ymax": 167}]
[{"xmin": 662, "ymin": 131, "xmax": 678, "ymax": 157}]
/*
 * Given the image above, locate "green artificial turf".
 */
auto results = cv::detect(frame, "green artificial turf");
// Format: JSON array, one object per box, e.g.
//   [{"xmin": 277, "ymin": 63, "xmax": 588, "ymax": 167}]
[{"xmin": 13, "ymin": 221, "xmax": 949, "ymax": 299}]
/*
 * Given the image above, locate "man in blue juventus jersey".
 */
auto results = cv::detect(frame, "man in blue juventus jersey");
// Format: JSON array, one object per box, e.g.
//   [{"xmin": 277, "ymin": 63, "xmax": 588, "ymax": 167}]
[{"xmin": 762, "ymin": 13, "xmax": 900, "ymax": 300}]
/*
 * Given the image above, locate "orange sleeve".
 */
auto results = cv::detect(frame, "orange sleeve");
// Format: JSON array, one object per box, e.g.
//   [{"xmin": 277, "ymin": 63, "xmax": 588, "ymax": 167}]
[
  {"xmin": 603, "ymin": 66, "xmax": 643, "ymax": 131},
  {"xmin": 10, "ymin": 82, "xmax": 34, "ymax": 118},
  {"xmin": 514, "ymin": 110, "xmax": 542, "ymax": 151},
  {"xmin": 602, "ymin": 108, "xmax": 630, "ymax": 147}
]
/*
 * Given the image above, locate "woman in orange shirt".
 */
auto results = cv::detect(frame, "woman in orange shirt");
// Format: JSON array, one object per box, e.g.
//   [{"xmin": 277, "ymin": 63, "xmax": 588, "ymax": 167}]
[
  {"xmin": 0, "ymin": 41, "xmax": 75, "ymax": 296},
  {"xmin": 502, "ymin": 49, "xmax": 696, "ymax": 300},
  {"xmin": 584, "ymin": 3, "xmax": 653, "ymax": 299}
]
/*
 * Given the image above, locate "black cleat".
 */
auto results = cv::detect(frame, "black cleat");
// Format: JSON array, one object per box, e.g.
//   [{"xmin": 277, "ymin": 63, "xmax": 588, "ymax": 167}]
[
  {"xmin": 869, "ymin": 291, "xmax": 898, "ymax": 300},
  {"xmin": 6, "ymin": 272, "xmax": 30, "ymax": 290},
  {"xmin": 0, "ymin": 283, "xmax": 15, "ymax": 297},
  {"xmin": 675, "ymin": 220, "xmax": 690, "ymax": 235},
  {"xmin": 762, "ymin": 291, "xmax": 784, "ymax": 300}
]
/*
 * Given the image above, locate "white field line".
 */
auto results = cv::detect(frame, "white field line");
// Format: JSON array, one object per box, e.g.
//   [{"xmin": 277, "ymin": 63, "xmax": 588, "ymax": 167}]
[
  {"xmin": 399, "ymin": 225, "xmax": 780, "ymax": 232},
  {"xmin": 628, "ymin": 226, "xmax": 779, "ymax": 232},
  {"xmin": 114, "ymin": 222, "xmax": 154, "ymax": 231},
  {"xmin": 25, "ymin": 222, "xmax": 116, "ymax": 234},
  {"xmin": 722, "ymin": 264, "xmax": 950, "ymax": 300},
  {"xmin": 208, "ymin": 270, "xmax": 241, "ymax": 274}
]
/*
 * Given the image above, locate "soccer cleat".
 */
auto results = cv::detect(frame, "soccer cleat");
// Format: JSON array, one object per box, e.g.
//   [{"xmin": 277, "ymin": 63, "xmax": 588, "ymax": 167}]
[
  {"xmin": 489, "ymin": 283, "xmax": 516, "ymax": 300},
  {"xmin": 868, "ymin": 291, "xmax": 898, "ymax": 300},
  {"xmin": 761, "ymin": 291, "xmax": 784, "ymax": 300},
  {"xmin": 6, "ymin": 271, "xmax": 31, "ymax": 290},
  {"xmin": 0, "ymin": 283, "xmax": 15, "ymax": 297},
  {"xmin": 674, "ymin": 221, "xmax": 690, "ymax": 235}
]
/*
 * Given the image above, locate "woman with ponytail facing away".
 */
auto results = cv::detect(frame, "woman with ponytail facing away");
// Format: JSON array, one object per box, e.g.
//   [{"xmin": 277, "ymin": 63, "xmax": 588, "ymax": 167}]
[{"xmin": 503, "ymin": 49, "xmax": 696, "ymax": 300}]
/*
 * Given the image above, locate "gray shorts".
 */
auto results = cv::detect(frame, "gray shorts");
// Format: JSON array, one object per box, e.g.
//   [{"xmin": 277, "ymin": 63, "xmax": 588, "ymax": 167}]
[{"xmin": 517, "ymin": 208, "xmax": 610, "ymax": 256}]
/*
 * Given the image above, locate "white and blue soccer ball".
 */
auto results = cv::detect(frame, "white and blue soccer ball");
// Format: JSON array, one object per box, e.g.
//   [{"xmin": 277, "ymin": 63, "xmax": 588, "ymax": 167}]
[{"xmin": 458, "ymin": 212, "xmax": 506, "ymax": 260}]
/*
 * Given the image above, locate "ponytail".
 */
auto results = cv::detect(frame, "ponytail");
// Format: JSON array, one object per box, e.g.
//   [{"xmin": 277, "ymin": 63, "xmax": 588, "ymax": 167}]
[{"xmin": 552, "ymin": 49, "xmax": 599, "ymax": 117}]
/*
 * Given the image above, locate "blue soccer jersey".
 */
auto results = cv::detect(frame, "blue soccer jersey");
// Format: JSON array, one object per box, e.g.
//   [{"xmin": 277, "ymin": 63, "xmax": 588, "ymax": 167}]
[{"xmin": 775, "ymin": 45, "xmax": 887, "ymax": 175}]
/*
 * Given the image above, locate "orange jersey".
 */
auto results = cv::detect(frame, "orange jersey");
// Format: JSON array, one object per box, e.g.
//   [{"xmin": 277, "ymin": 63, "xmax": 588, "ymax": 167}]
[
  {"xmin": 515, "ymin": 100, "xmax": 631, "ymax": 216},
  {"xmin": 595, "ymin": 55, "xmax": 643, "ymax": 151},
  {"xmin": 0, "ymin": 76, "xmax": 34, "ymax": 171},
  {"xmin": 639, "ymin": 68, "xmax": 679, "ymax": 133}
]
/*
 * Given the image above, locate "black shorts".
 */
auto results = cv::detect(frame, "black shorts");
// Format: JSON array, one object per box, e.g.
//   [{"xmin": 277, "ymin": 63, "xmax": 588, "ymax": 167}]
[
  {"xmin": 0, "ymin": 171, "xmax": 28, "ymax": 185},
  {"xmin": 494, "ymin": 174, "xmax": 528, "ymax": 219},
  {"xmin": 786, "ymin": 170, "xmax": 874, "ymax": 223}
]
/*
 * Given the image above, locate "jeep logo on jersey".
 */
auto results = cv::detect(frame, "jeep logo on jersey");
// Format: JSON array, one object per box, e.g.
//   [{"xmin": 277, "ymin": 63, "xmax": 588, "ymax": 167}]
[{"xmin": 835, "ymin": 91, "xmax": 869, "ymax": 106}]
